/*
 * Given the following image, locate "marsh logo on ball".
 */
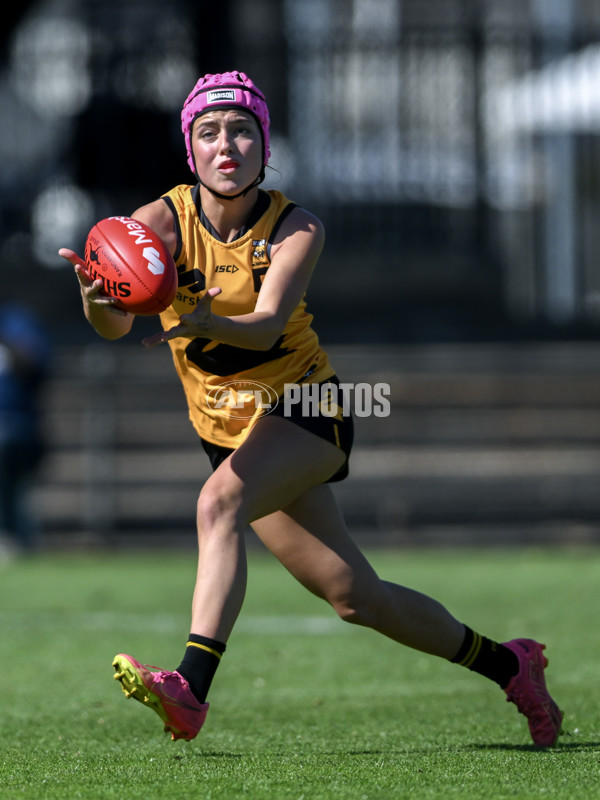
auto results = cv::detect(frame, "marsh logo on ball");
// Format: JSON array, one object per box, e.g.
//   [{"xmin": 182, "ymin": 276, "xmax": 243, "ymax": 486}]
[{"xmin": 206, "ymin": 380, "xmax": 279, "ymax": 419}]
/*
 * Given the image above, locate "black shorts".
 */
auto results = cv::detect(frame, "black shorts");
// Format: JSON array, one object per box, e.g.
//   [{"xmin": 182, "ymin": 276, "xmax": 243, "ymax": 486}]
[{"xmin": 201, "ymin": 376, "xmax": 354, "ymax": 483}]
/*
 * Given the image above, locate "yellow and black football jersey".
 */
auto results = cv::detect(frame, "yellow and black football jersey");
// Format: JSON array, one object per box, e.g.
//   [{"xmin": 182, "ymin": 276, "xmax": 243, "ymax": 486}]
[{"xmin": 159, "ymin": 186, "xmax": 334, "ymax": 448}]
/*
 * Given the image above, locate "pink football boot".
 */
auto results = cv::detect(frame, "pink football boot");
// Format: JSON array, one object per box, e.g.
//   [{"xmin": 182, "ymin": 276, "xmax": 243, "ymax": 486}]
[
  {"xmin": 502, "ymin": 639, "xmax": 563, "ymax": 747},
  {"xmin": 112, "ymin": 653, "xmax": 208, "ymax": 741}
]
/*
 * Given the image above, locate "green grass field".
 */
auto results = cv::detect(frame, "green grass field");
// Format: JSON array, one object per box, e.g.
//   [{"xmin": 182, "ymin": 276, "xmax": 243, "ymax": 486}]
[{"xmin": 1, "ymin": 545, "xmax": 599, "ymax": 799}]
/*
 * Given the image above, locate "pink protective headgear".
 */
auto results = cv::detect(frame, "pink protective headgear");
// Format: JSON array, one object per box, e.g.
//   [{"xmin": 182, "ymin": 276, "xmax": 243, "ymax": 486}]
[{"xmin": 181, "ymin": 71, "xmax": 271, "ymax": 176}]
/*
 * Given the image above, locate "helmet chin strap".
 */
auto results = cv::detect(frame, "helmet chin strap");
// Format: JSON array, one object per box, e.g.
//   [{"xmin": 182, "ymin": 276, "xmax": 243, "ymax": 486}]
[{"xmin": 196, "ymin": 168, "xmax": 265, "ymax": 201}]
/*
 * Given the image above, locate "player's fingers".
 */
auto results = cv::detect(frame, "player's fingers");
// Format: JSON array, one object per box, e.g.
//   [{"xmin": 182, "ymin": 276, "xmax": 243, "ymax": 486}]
[
  {"xmin": 74, "ymin": 264, "xmax": 94, "ymax": 287},
  {"xmin": 141, "ymin": 288, "xmax": 221, "ymax": 349},
  {"xmin": 141, "ymin": 326, "xmax": 183, "ymax": 349},
  {"xmin": 179, "ymin": 287, "xmax": 221, "ymax": 324},
  {"xmin": 58, "ymin": 248, "xmax": 87, "ymax": 270},
  {"xmin": 59, "ymin": 248, "xmax": 97, "ymax": 292},
  {"xmin": 80, "ymin": 276, "xmax": 122, "ymax": 311},
  {"xmin": 82, "ymin": 277, "xmax": 107, "ymax": 297}
]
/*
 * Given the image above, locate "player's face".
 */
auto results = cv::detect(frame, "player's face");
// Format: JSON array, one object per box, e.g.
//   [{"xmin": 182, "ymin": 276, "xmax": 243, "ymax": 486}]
[{"xmin": 192, "ymin": 110, "xmax": 263, "ymax": 195}]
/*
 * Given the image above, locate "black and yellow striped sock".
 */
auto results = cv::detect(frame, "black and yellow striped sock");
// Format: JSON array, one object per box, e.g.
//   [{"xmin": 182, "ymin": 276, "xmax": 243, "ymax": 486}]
[
  {"xmin": 451, "ymin": 626, "xmax": 519, "ymax": 689},
  {"xmin": 176, "ymin": 634, "xmax": 226, "ymax": 703}
]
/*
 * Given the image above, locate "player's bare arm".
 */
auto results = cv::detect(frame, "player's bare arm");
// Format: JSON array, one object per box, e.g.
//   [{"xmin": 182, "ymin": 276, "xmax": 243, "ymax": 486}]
[
  {"xmin": 143, "ymin": 207, "xmax": 324, "ymax": 350},
  {"xmin": 131, "ymin": 199, "xmax": 178, "ymax": 257},
  {"xmin": 59, "ymin": 200, "xmax": 176, "ymax": 341},
  {"xmin": 58, "ymin": 247, "xmax": 135, "ymax": 340}
]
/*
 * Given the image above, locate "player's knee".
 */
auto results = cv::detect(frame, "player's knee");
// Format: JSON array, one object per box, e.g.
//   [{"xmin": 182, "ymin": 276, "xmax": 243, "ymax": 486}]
[{"xmin": 196, "ymin": 480, "xmax": 244, "ymax": 534}]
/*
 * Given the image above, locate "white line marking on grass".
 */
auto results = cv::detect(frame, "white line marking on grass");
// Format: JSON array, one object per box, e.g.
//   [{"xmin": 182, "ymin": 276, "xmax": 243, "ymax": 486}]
[
  {"xmin": 0, "ymin": 611, "xmax": 353, "ymax": 636},
  {"xmin": 236, "ymin": 615, "xmax": 353, "ymax": 635}
]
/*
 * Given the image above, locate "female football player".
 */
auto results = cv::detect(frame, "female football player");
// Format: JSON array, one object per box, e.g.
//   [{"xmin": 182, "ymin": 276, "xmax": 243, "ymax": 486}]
[{"xmin": 59, "ymin": 71, "xmax": 562, "ymax": 747}]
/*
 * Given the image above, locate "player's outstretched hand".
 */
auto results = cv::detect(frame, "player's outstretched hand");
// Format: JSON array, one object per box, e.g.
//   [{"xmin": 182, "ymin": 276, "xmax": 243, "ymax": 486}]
[
  {"xmin": 142, "ymin": 286, "xmax": 222, "ymax": 348},
  {"xmin": 58, "ymin": 248, "xmax": 128, "ymax": 315}
]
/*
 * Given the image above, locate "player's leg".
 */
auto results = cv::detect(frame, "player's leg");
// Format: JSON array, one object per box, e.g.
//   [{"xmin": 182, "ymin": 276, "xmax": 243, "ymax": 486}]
[
  {"xmin": 113, "ymin": 413, "xmax": 348, "ymax": 738},
  {"xmin": 251, "ymin": 483, "xmax": 465, "ymax": 657},
  {"xmin": 188, "ymin": 413, "xmax": 348, "ymax": 643},
  {"xmin": 251, "ymin": 486, "xmax": 563, "ymax": 746}
]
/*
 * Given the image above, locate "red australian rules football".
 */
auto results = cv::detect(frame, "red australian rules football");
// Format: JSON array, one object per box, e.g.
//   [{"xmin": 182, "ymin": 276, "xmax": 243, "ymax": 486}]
[{"xmin": 84, "ymin": 216, "xmax": 178, "ymax": 315}]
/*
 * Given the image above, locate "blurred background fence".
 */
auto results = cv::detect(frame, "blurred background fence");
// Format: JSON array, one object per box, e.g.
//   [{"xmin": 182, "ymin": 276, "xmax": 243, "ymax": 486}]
[{"xmin": 2, "ymin": 0, "xmax": 600, "ymax": 549}]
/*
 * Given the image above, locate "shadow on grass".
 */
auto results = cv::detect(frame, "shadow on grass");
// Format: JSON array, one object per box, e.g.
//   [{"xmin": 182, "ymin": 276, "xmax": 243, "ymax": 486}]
[
  {"xmin": 181, "ymin": 752, "xmax": 245, "ymax": 759},
  {"xmin": 470, "ymin": 740, "xmax": 600, "ymax": 753},
  {"xmin": 187, "ymin": 739, "xmax": 600, "ymax": 759}
]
